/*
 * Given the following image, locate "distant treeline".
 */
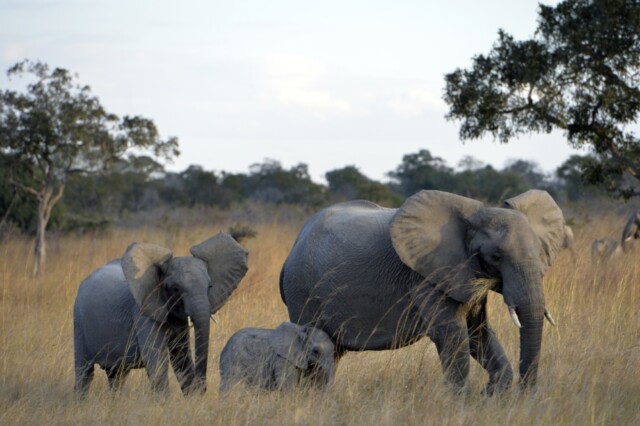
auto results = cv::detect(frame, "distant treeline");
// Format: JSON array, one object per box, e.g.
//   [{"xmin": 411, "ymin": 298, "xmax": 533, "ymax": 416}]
[{"xmin": 0, "ymin": 149, "xmax": 606, "ymax": 233}]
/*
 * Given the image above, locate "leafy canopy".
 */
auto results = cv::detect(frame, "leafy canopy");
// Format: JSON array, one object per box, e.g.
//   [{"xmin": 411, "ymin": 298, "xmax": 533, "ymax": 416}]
[
  {"xmin": 0, "ymin": 60, "xmax": 179, "ymax": 203},
  {"xmin": 444, "ymin": 0, "xmax": 640, "ymax": 197},
  {"xmin": 0, "ymin": 59, "xmax": 179, "ymax": 273},
  {"xmin": 0, "ymin": 59, "xmax": 179, "ymax": 192}
]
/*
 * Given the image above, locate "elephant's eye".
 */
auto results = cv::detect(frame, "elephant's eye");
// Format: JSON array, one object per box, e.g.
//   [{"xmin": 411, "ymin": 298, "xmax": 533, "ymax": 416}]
[
  {"xmin": 490, "ymin": 254, "xmax": 502, "ymax": 263},
  {"xmin": 165, "ymin": 285, "xmax": 179, "ymax": 295}
]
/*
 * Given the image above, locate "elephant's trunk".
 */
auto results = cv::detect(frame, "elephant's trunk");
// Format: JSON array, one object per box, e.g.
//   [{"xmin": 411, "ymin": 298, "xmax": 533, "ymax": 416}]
[
  {"xmin": 502, "ymin": 261, "xmax": 545, "ymax": 389},
  {"xmin": 314, "ymin": 352, "xmax": 335, "ymax": 387},
  {"xmin": 190, "ymin": 298, "xmax": 211, "ymax": 394}
]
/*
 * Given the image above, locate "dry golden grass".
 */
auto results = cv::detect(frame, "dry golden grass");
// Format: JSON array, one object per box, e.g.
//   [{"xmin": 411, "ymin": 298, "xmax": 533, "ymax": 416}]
[{"xmin": 1, "ymin": 214, "xmax": 639, "ymax": 425}]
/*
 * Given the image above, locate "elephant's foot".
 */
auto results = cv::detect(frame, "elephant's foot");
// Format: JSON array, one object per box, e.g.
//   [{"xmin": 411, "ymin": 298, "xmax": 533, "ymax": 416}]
[
  {"xmin": 483, "ymin": 368, "xmax": 514, "ymax": 396},
  {"xmin": 183, "ymin": 377, "xmax": 207, "ymax": 396},
  {"xmin": 483, "ymin": 380, "xmax": 510, "ymax": 396},
  {"xmin": 442, "ymin": 379, "xmax": 471, "ymax": 399},
  {"xmin": 74, "ymin": 363, "xmax": 95, "ymax": 399},
  {"xmin": 107, "ymin": 366, "xmax": 130, "ymax": 392}
]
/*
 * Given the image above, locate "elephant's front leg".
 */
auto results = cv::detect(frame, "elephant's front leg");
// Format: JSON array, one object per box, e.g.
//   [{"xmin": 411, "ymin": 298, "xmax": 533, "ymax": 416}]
[
  {"xmin": 467, "ymin": 300, "xmax": 513, "ymax": 394},
  {"xmin": 167, "ymin": 325, "xmax": 196, "ymax": 395},
  {"xmin": 272, "ymin": 358, "xmax": 299, "ymax": 390},
  {"xmin": 135, "ymin": 316, "xmax": 170, "ymax": 394},
  {"xmin": 424, "ymin": 292, "xmax": 470, "ymax": 390}
]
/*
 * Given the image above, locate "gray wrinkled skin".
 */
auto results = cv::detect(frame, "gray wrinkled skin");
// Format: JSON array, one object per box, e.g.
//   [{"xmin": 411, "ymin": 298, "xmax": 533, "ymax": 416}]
[
  {"xmin": 219, "ymin": 322, "xmax": 335, "ymax": 392},
  {"xmin": 73, "ymin": 258, "xmax": 211, "ymax": 396},
  {"xmin": 280, "ymin": 190, "xmax": 566, "ymax": 394},
  {"xmin": 73, "ymin": 234, "xmax": 248, "ymax": 397}
]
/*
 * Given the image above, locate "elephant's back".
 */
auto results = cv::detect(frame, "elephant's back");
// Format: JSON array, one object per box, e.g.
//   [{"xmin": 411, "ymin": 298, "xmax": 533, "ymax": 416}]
[
  {"xmin": 282, "ymin": 201, "xmax": 396, "ymax": 298},
  {"xmin": 219, "ymin": 328, "xmax": 272, "ymax": 383},
  {"xmin": 288, "ymin": 200, "xmax": 396, "ymax": 262},
  {"xmin": 221, "ymin": 328, "xmax": 270, "ymax": 360},
  {"xmin": 75, "ymin": 259, "xmax": 133, "ymax": 314}
]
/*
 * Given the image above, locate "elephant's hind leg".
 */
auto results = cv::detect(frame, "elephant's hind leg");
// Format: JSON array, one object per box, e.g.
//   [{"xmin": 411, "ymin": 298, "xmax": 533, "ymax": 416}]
[
  {"xmin": 74, "ymin": 360, "xmax": 94, "ymax": 397},
  {"xmin": 73, "ymin": 323, "xmax": 94, "ymax": 397},
  {"xmin": 106, "ymin": 366, "xmax": 130, "ymax": 392}
]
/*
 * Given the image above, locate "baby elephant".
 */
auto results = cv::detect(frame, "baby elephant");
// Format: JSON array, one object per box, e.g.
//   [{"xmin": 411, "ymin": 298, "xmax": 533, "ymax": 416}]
[{"xmin": 219, "ymin": 322, "xmax": 335, "ymax": 392}]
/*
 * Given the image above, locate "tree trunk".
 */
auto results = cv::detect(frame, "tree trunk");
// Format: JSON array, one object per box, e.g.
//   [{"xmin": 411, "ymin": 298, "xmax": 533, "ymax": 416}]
[
  {"xmin": 33, "ymin": 205, "xmax": 47, "ymax": 276},
  {"xmin": 32, "ymin": 182, "xmax": 65, "ymax": 276}
]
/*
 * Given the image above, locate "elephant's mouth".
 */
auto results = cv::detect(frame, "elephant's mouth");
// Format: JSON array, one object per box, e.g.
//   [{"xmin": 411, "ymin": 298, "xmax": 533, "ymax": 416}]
[
  {"xmin": 507, "ymin": 305, "xmax": 556, "ymax": 329},
  {"xmin": 166, "ymin": 295, "xmax": 187, "ymax": 321},
  {"xmin": 304, "ymin": 361, "xmax": 333, "ymax": 387}
]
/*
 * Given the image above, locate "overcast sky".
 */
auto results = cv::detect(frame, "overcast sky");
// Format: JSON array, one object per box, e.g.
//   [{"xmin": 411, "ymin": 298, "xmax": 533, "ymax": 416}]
[{"xmin": 0, "ymin": 0, "xmax": 585, "ymax": 182}]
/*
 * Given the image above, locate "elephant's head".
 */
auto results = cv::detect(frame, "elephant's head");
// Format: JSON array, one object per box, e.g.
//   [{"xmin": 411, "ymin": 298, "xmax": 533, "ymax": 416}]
[
  {"xmin": 389, "ymin": 190, "xmax": 565, "ymax": 388},
  {"xmin": 270, "ymin": 322, "xmax": 335, "ymax": 387},
  {"xmin": 621, "ymin": 209, "xmax": 640, "ymax": 252},
  {"xmin": 121, "ymin": 232, "xmax": 248, "ymax": 392}
]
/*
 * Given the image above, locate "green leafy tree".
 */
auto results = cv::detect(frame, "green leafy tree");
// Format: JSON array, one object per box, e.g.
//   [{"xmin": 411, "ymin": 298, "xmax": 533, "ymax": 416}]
[
  {"xmin": 556, "ymin": 154, "xmax": 608, "ymax": 201},
  {"xmin": 0, "ymin": 152, "xmax": 40, "ymax": 233},
  {"xmin": 502, "ymin": 159, "xmax": 547, "ymax": 188},
  {"xmin": 444, "ymin": 0, "xmax": 640, "ymax": 198},
  {"xmin": 241, "ymin": 159, "xmax": 325, "ymax": 205},
  {"xmin": 325, "ymin": 166, "xmax": 401, "ymax": 206},
  {"xmin": 455, "ymin": 165, "xmax": 530, "ymax": 203},
  {"xmin": 0, "ymin": 60, "xmax": 179, "ymax": 274},
  {"xmin": 388, "ymin": 149, "xmax": 457, "ymax": 196},
  {"xmin": 158, "ymin": 165, "xmax": 237, "ymax": 208},
  {"xmin": 62, "ymin": 155, "xmax": 165, "ymax": 219}
]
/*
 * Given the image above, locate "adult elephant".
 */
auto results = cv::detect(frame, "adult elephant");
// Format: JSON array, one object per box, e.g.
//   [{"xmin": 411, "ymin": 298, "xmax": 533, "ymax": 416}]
[
  {"xmin": 280, "ymin": 190, "xmax": 564, "ymax": 394},
  {"xmin": 73, "ymin": 232, "xmax": 248, "ymax": 396}
]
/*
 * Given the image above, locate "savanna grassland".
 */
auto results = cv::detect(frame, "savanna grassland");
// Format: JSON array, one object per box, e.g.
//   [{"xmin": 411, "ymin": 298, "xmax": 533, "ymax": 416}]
[{"xmin": 1, "ymin": 210, "xmax": 639, "ymax": 425}]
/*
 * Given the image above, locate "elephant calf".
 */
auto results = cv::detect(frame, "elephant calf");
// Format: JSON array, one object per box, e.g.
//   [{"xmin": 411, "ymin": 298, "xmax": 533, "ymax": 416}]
[{"xmin": 219, "ymin": 322, "xmax": 335, "ymax": 392}]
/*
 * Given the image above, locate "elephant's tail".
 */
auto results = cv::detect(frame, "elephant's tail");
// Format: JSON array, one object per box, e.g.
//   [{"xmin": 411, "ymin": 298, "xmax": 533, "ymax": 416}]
[{"xmin": 279, "ymin": 264, "xmax": 287, "ymax": 306}]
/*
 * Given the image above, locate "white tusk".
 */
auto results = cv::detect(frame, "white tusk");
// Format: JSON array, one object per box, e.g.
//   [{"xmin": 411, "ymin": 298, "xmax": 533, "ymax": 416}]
[
  {"xmin": 188, "ymin": 317, "xmax": 194, "ymax": 328},
  {"xmin": 508, "ymin": 306, "xmax": 521, "ymax": 328},
  {"xmin": 210, "ymin": 314, "xmax": 218, "ymax": 324},
  {"xmin": 544, "ymin": 308, "xmax": 556, "ymax": 326}
]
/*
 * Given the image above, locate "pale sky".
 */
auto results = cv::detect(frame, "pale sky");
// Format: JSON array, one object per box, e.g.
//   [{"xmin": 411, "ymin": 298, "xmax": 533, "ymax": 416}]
[{"xmin": 0, "ymin": 0, "xmax": 585, "ymax": 183}]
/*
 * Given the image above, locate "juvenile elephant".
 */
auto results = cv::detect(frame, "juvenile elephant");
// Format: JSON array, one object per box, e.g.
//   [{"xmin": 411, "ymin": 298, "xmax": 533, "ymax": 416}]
[
  {"xmin": 280, "ymin": 190, "xmax": 565, "ymax": 394},
  {"xmin": 73, "ymin": 232, "xmax": 248, "ymax": 396},
  {"xmin": 219, "ymin": 322, "xmax": 335, "ymax": 392}
]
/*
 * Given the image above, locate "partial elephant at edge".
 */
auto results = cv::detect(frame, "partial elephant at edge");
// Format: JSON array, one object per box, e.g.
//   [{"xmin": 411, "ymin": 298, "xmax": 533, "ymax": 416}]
[{"xmin": 591, "ymin": 209, "xmax": 640, "ymax": 261}]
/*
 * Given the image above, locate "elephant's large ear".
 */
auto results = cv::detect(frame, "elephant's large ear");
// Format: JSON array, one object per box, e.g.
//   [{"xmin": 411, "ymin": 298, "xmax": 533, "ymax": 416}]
[
  {"xmin": 390, "ymin": 190, "xmax": 484, "ymax": 303},
  {"xmin": 269, "ymin": 322, "xmax": 308, "ymax": 370},
  {"xmin": 190, "ymin": 232, "xmax": 249, "ymax": 314},
  {"xmin": 503, "ymin": 190, "xmax": 565, "ymax": 271},
  {"xmin": 121, "ymin": 242, "xmax": 173, "ymax": 322}
]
